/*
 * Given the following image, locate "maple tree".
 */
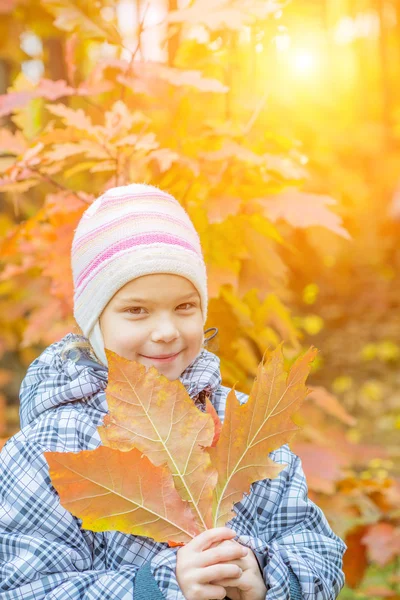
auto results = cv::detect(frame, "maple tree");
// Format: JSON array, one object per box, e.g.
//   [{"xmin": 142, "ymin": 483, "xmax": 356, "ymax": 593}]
[{"xmin": 45, "ymin": 344, "xmax": 316, "ymax": 542}]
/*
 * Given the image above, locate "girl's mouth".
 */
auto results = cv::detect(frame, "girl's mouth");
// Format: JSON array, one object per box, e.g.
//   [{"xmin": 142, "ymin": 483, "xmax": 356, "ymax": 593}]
[{"xmin": 140, "ymin": 351, "xmax": 182, "ymax": 363}]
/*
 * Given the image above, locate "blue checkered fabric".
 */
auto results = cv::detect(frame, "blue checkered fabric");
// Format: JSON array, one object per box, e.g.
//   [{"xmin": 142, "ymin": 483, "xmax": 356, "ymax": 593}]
[{"xmin": 0, "ymin": 333, "xmax": 346, "ymax": 599}]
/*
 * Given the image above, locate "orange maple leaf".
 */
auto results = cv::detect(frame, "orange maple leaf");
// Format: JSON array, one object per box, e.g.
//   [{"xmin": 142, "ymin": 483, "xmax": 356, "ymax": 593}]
[
  {"xmin": 209, "ymin": 345, "xmax": 318, "ymax": 526},
  {"xmin": 98, "ymin": 351, "xmax": 217, "ymax": 530},
  {"xmin": 44, "ymin": 445, "xmax": 199, "ymax": 543}
]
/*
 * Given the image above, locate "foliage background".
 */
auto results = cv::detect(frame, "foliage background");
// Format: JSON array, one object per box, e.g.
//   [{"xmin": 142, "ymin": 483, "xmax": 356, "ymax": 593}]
[{"xmin": 0, "ymin": 0, "xmax": 399, "ymax": 596}]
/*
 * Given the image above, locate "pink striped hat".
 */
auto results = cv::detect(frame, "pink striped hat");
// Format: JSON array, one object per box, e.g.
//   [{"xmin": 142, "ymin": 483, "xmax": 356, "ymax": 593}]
[{"xmin": 71, "ymin": 183, "xmax": 208, "ymax": 364}]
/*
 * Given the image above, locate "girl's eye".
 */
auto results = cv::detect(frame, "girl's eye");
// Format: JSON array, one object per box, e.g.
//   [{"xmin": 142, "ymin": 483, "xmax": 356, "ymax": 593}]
[
  {"xmin": 177, "ymin": 303, "xmax": 195, "ymax": 310},
  {"xmin": 126, "ymin": 307, "xmax": 146, "ymax": 315}
]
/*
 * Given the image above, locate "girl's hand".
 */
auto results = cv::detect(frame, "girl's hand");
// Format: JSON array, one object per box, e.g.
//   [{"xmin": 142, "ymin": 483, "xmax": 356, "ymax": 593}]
[
  {"xmin": 176, "ymin": 527, "xmax": 248, "ymax": 600},
  {"xmin": 210, "ymin": 540, "xmax": 267, "ymax": 600}
]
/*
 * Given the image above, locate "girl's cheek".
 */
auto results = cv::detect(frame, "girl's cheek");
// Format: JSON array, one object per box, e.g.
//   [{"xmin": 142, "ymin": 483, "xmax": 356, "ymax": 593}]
[{"xmin": 118, "ymin": 324, "xmax": 144, "ymax": 345}]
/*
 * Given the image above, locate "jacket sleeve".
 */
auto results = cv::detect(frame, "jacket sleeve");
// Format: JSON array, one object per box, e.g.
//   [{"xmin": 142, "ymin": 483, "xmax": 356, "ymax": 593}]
[
  {"xmin": 228, "ymin": 445, "xmax": 347, "ymax": 600},
  {"xmin": 0, "ymin": 432, "xmax": 179, "ymax": 600}
]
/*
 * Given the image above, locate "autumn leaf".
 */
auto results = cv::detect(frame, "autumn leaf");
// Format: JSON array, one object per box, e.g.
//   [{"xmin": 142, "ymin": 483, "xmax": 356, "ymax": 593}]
[
  {"xmin": 291, "ymin": 442, "xmax": 347, "ymax": 495},
  {"xmin": 41, "ymin": 0, "xmax": 122, "ymax": 44},
  {"xmin": 45, "ymin": 103, "xmax": 95, "ymax": 132},
  {"xmin": 115, "ymin": 133, "xmax": 159, "ymax": 151},
  {"xmin": 103, "ymin": 101, "xmax": 143, "ymax": 139},
  {"xmin": 258, "ymin": 189, "xmax": 351, "ymax": 240},
  {"xmin": 209, "ymin": 345, "xmax": 317, "ymax": 526},
  {"xmin": 0, "ymin": 79, "xmax": 74, "ymax": 117},
  {"xmin": 266, "ymin": 295, "xmax": 301, "ymax": 346},
  {"xmin": 0, "ymin": 392, "xmax": 6, "ymax": 437},
  {"xmin": 152, "ymin": 66, "xmax": 228, "ymax": 94},
  {"xmin": 204, "ymin": 195, "xmax": 242, "ymax": 224},
  {"xmin": 343, "ymin": 526, "xmax": 369, "ymax": 588},
  {"xmin": 199, "ymin": 142, "xmax": 305, "ymax": 181},
  {"xmin": 147, "ymin": 148, "xmax": 180, "ymax": 172},
  {"xmin": 88, "ymin": 161, "xmax": 116, "ymax": 173},
  {"xmin": 362, "ymin": 523, "xmax": 400, "ymax": 567},
  {"xmin": 44, "ymin": 446, "xmax": 200, "ymax": 543},
  {"xmin": 40, "ymin": 205, "xmax": 84, "ymax": 302},
  {"xmin": 201, "ymin": 218, "xmax": 247, "ymax": 297},
  {"xmin": 0, "ymin": 205, "xmax": 47, "ymax": 258},
  {"xmin": 0, "ymin": 178, "xmax": 39, "ymax": 193},
  {"xmin": 0, "ymin": 0, "xmax": 17, "ymax": 14},
  {"xmin": 21, "ymin": 299, "xmax": 68, "ymax": 348},
  {"xmin": 168, "ymin": 0, "xmax": 282, "ymax": 31},
  {"xmin": 308, "ymin": 386, "xmax": 357, "ymax": 426},
  {"xmin": 0, "ymin": 90, "xmax": 38, "ymax": 118},
  {"xmin": 239, "ymin": 216, "xmax": 288, "ymax": 299},
  {"xmin": 207, "ymin": 265, "xmax": 239, "ymax": 298},
  {"xmin": 98, "ymin": 350, "xmax": 217, "ymax": 530},
  {"xmin": 0, "ymin": 128, "xmax": 27, "ymax": 156},
  {"xmin": 121, "ymin": 61, "xmax": 228, "ymax": 95},
  {"xmin": 45, "ymin": 141, "xmax": 111, "ymax": 162},
  {"xmin": 36, "ymin": 79, "xmax": 75, "ymax": 101},
  {"xmin": 205, "ymin": 398, "xmax": 222, "ymax": 447},
  {"xmin": 200, "ymin": 142, "xmax": 263, "ymax": 165}
]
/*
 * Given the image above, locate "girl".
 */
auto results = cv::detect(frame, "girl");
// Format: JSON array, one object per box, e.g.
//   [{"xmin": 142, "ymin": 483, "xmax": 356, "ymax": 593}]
[{"xmin": 0, "ymin": 184, "xmax": 346, "ymax": 600}]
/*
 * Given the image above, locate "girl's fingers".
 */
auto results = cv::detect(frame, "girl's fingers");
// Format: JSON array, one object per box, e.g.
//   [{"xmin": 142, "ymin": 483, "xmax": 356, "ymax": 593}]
[
  {"xmin": 197, "ymin": 563, "xmax": 243, "ymax": 584},
  {"xmin": 190, "ymin": 527, "xmax": 237, "ymax": 552},
  {"xmin": 199, "ymin": 543, "xmax": 248, "ymax": 567},
  {"xmin": 200, "ymin": 584, "xmax": 228, "ymax": 600},
  {"xmin": 213, "ymin": 572, "xmax": 252, "ymax": 591},
  {"xmin": 219, "ymin": 557, "xmax": 247, "ymax": 570},
  {"xmin": 212, "ymin": 578, "xmax": 244, "ymax": 588},
  {"xmin": 204, "ymin": 555, "xmax": 247, "ymax": 571}
]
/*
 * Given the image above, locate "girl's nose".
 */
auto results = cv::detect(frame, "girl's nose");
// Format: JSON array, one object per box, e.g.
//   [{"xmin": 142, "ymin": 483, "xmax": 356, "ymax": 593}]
[{"xmin": 150, "ymin": 321, "xmax": 180, "ymax": 343}]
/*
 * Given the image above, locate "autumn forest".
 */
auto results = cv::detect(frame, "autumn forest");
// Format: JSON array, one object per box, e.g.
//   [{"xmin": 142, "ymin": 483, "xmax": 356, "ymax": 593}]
[{"xmin": 0, "ymin": 0, "xmax": 400, "ymax": 597}]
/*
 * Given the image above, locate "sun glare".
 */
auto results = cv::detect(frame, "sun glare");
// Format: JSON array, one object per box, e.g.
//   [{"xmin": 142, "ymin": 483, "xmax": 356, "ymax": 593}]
[
  {"xmin": 291, "ymin": 50, "xmax": 318, "ymax": 76},
  {"xmin": 275, "ymin": 33, "xmax": 291, "ymax": 52}
]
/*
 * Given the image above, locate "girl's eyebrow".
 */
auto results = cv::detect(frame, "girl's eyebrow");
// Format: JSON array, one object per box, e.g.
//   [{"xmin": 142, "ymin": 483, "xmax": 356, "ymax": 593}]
[{"xmin": 116, "ymin": 291, "xmax": 199, "ymax": 304}]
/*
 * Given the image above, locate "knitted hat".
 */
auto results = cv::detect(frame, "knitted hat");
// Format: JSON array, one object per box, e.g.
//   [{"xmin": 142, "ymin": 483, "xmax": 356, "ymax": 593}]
[{"xmin": 71, "ymin": 183, "xmax": 208, "ymax": 366}]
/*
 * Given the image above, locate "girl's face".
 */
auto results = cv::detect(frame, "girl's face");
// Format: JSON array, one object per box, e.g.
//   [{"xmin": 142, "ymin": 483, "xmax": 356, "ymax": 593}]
[{"xmin": 99, "ymin": 274, "xmax": 204, "ymax": 380}]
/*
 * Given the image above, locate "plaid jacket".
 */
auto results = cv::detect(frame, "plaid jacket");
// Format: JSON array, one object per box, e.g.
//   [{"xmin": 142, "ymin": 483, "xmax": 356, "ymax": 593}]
[{"xmin": 0, "ymin": 333, "xmax": 346, "ymax": 600}]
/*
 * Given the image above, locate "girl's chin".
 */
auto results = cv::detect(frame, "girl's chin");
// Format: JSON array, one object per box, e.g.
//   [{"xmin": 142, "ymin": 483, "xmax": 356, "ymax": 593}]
[
  {"xmin": 148, "ymin": 363, "xmax": 183, "ymax": 381},
  {"xmin": 138, "ymin": 355, "xmax": 184, "ymax": 376}
]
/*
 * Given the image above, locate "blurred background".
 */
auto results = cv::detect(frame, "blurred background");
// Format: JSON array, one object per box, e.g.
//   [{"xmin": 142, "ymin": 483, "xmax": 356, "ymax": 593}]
[{"xmin": 0, "ymin": 0, "xmax": 399, "ymax": 596}]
